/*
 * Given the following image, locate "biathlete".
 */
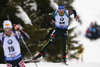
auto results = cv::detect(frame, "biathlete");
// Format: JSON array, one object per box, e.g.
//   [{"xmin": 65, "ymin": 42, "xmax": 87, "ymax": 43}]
[
  {"xmin": 0, "ymin": 20, "xmax": 30, "ymax": 67},
  {"xmin": 33, "ymin": 4, "xmax": 78, "ymax": 63}
]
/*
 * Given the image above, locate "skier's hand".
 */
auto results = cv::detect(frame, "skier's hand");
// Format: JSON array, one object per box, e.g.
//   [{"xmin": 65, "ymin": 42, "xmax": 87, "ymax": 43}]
[
  {"xmin": 51, "ymin": 20, "xmax": 55, "ymax": 23},
  {"xmin": 75, "ymin": 15, "xmax": 78, "ymax": 21},
  {"xmin": 14, "ymin": 24, "xmax": 20, "ymax": 30}
]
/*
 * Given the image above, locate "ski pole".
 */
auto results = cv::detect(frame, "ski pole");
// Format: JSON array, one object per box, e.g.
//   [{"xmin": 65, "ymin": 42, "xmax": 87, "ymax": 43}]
[
  {"xmin": 21, "ymin": 36, "xmax": 38, "ymax": 67},
  {"xmin": 21, "ymin": 36, "xmax": 33, "ymax": 57}
]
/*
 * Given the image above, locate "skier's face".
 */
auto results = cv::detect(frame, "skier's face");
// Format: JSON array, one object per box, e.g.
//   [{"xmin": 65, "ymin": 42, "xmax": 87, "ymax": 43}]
[
  {"xmin": 59, "ymin": 9, "xmax": 64, "ymax": 15},
  {"xmin": 4, "ymin": 27, "xmax": 12, "ymax": 36}
]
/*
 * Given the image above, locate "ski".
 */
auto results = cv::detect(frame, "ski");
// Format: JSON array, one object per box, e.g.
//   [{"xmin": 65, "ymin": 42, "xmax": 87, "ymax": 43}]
[
  {"xmin": 24, "ymin": 59, "xmax": 41, "ymax": 63},
  {"xmin": 64, "ymin": 63, "xmax": 68, "ymax": 66},
  {"xmin": 32, "ymin": 59, "xmax": 41, "ymax": 62},
  {"xmin": 63, "ymin": 62, "xmax": 68, "ymax": 66}
]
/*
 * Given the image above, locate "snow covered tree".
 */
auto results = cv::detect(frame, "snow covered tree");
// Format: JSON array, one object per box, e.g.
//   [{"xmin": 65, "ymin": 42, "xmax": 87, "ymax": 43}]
[{"xmin": 19, "ymin": 0, "xmax": 54, "ymax": 58}]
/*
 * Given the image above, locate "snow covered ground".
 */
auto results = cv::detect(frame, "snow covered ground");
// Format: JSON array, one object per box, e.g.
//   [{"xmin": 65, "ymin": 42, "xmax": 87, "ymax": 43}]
[{"xmin": 0, "ymin": 62, "xmax": 100, "ymax": 67}]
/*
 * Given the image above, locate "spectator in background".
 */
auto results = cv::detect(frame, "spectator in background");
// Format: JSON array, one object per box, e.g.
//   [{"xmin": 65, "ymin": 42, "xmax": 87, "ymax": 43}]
[
  {"xmin": 85, "ymin": 28, "xmax": 92, "ymax": 39},
  {"xmin": 87, "ymin": 22, "xmax": 95, "ymax": 40},
  {"xmin": 85, "ymin": 21, "xmax": 100, "ymax": 40},
  {"xmin": 96, "ymin": 25, "xmax": 100, "ymax": 37},
  {"xmin": 90, "ymin": 22, "xmax": 94, "ymax": 28},
  {"xmin": 89, "ymin": 22, "xmax": 98, "ymax": 39}
]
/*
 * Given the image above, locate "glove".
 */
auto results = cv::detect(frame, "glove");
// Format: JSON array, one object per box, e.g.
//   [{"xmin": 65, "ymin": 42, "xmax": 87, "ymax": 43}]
[
  {"xmin": 75, "ymin": 15, "xmax": 78, "ymax": 21},
  {"xmin": 14, "ymin": 24, "xmax": 20, "ymax": 30},
  {"xmin": 51, "ymin": 20, "xmax": 55, "ymax": 23}
]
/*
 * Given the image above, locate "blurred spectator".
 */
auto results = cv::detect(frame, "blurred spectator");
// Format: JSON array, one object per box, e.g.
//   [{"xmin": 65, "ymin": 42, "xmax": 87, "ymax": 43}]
[
  {"xmin": 86, "ymin": 28, "xmax": 92, "ymax": 39},
  {"xmin": 96, "ymin": 26, "xmax": 100, "ymax": 37},
  {"xmin": 85, "ymin": 21, "xmax": 100, "ymax": 40},
  {"xmin": 94, "ymin": 21, "xmax": 98, "ymax": 27},
  {"xmin": 90, "ymin": 22, "xmax": 94, "ymax": 27}
]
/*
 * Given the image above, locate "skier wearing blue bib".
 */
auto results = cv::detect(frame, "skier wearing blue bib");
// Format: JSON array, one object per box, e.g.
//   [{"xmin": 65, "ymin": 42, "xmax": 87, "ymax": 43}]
[
  {"xmin": 0, "ymin": 20, "xmax": 30, "ymax": 67},
  {"xmin": 33, "ymin": 4, "xmax": 78, "ymax": 63}
]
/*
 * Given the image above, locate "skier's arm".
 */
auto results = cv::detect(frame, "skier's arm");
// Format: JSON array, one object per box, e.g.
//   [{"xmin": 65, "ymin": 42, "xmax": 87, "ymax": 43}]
[
  {"xmin": 69, "ymin": 10, "xmax": 77, "ymax": 18},
  {"xmin": 19, "ymin": 29, "xmax": 30, "ymax": 40},
  {"xmin": 14, "ymin": 24, "xmax": 30, "ymax": 40},
  {"xmin": 51, "ymin": 12, "xmax": 55, "ymax": 21},
  {"xmin": 49, "ymin": 11, "xmax": 55, "ymax": 23},
  {"xmin": 69, "ymin": 10, "xmax": 78, "ymax": 21}
]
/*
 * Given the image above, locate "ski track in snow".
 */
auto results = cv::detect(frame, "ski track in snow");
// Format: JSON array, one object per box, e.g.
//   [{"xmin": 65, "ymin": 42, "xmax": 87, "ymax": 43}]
[{"xmin": 0, "ymin": 62, "xmax": 100, "ymax": 67}]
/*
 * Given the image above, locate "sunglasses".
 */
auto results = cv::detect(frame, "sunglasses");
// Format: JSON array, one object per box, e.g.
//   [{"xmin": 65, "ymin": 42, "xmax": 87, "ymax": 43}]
[
  {"xmin": 59, "ymin": 9, "xmax": 65, "ymax": 11},
  {"xmin": 4, "ymin": 28, "xmax": 11, "ymax": 31}
]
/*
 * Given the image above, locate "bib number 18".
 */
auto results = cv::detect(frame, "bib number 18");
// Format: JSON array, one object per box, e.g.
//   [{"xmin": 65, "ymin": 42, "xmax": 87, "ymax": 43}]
[{"xmin": 59, "ymin": 22, "xmax": 65, "ymax": 24}]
